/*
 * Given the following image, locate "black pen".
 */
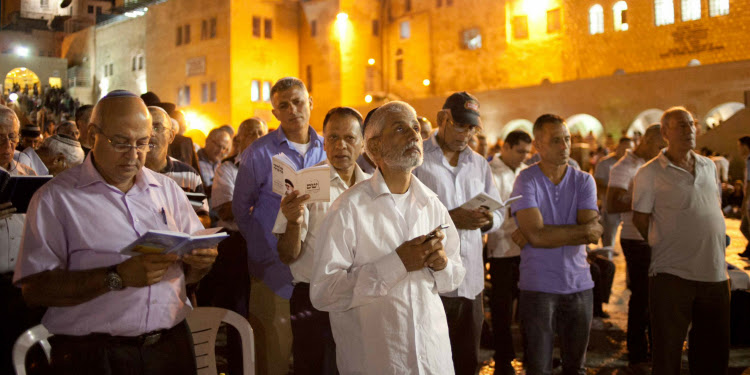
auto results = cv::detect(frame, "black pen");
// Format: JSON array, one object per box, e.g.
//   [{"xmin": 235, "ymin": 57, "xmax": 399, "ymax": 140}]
[{"xmin": 160, "ymin": 208, "xmax": 167, "ymax": 225}]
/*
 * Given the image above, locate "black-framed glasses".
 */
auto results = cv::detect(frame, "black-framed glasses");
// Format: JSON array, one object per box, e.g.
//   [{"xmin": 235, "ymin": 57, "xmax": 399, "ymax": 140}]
[{"xmin": 93, "ymin": 126, "xmax": 154, "ymax": 153}]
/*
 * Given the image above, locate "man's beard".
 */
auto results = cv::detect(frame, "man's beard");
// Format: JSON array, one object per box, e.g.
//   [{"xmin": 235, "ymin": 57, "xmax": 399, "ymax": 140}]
[{"xmin": 382, "ymin": 141, "xmax": 423, "ymax": 171}]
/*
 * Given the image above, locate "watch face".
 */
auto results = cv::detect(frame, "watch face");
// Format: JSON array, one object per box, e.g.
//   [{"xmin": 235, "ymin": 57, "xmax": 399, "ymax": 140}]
[{"xmin": 107, "ymin": 273, "xmax": 123, "ymax": 290}]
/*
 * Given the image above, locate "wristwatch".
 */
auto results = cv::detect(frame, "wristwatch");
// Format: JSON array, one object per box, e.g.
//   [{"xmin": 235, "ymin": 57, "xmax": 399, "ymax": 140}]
[{"xmin": 105, "ymin": 265, "xmax": 125, "ymax": 291}]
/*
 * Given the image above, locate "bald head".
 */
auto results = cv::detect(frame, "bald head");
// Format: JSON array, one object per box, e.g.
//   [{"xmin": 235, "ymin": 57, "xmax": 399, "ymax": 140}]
[
  {"xmin": 91, "ymin": 91, "xmax": 151, "ymax": 134},
  {"xmin": 147, "ymin": 106, "xmax": 172, "ymax": 132}
]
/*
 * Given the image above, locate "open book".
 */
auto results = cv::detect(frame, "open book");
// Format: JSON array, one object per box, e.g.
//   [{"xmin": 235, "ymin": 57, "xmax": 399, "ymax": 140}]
[
  {"xmin": 121, "ymin": 227, "xmax": 229, "ymax": 256},
  {"xmin": 460, "ymin": 193, "xmax": 523, "ymax": 212},
  {"xmin": 0, "ymin": 170, "xmax": 53, "ymax": 214},
  {"xmin": 271, "ymin": 153, "xmax": 330, "ymax": 203}
]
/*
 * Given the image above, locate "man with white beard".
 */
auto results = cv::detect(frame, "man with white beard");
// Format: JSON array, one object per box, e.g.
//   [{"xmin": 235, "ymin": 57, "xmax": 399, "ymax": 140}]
[{"xmin": 311, "ymin": 101, "xmax": 465, "ymax": 374}]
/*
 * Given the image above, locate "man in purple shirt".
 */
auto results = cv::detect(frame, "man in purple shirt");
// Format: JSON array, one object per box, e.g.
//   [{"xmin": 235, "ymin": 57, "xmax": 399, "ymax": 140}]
[
  {"xmin": 13, "ymin": 91, "xmax": 218, "ymax": 375},
  {"xmin": 511, "ymin": 114, "xmax": 603, "ymax": 375},
  {"xmin": 233, "ymin": 77, "xmax": 327, "ymax": 374}
]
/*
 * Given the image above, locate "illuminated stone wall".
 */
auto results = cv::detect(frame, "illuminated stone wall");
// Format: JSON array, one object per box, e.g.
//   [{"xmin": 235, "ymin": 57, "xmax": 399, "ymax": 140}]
[{"xmin": 95, "ymin": 16, "xmax": 146, "ymax": 100}]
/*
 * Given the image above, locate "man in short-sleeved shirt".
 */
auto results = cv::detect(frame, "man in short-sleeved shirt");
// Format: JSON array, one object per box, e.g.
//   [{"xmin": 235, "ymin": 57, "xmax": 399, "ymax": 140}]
[
  {"xmin": 632, "ymin": 107, "xmax": 729, "ymax": 374},
  {"xmin": 593, "ymin": 137, "xmax": 633, "ymax": 247},
  {"xmin": 511, "ymin": 114, "xmax": 602, "ymax": 375}
]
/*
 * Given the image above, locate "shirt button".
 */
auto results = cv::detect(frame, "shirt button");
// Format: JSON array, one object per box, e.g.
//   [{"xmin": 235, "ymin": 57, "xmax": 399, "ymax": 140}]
[{"xmin": 135, "ymin": 219, "xmax": 140, "ymax": 223}]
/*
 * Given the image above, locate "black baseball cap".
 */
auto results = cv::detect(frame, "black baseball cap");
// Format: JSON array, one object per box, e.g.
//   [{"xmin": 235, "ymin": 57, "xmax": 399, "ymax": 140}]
[{"xmin": 442, "ymin": 91, "xmax": 480, "ymax": 126}]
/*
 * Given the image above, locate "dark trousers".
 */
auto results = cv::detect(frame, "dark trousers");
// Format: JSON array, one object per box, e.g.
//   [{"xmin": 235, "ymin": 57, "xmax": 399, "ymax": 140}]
[
  {"xmin": 488, "ymin": 257, "xmax": 520, "ymax": 365},
  {"xmin": 0, "ymin": 272, "xmax": 46, "ymax": 375},
  {"xmin": 621, "ymin": 238, "xmax": 652, "ymax": 364},
  {"xmin": 588, "ymin": 254, "xmax": 615, "ymax": 314},
  {"xmin": 290, "ymin": 283, "xmax": 338, "ymax": 375},
  {"xmin": 649, "ymin": 273, "xmax": 730, "ymax": 375},
  {"xmin": 48, "ymin": 320, "xmax": 197, "ymax": 375},
  {"xmin": 441, "ymin": 294, "xmax": 484, "ymax": 375}
]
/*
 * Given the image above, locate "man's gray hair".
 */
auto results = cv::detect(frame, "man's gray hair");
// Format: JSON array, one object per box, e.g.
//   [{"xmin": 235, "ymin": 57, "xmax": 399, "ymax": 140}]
[
  {"xmin": 147, "ymin": 106, "xmax": 172, "ymax": 129},
  {"xmin": 270, "ymin": 77, "xmax": 307, "ymax": 99},
  {"xmin": 660, "ymin": 106, "xmax": 692, "ymax": 128},
  {"xmin": 41, "ymin": 135, "xmax": 85, "ymax": 166},
  {"xmin": 364, "ymin": 101, "xmax": 417, "ymax": 162},
  {"xmin": 0, "ymin": 106, "xmax": 20, "ymax": 130},
  {"xmin": 239, "ymin": 117, "xmax": 267, "ymax": 133}
]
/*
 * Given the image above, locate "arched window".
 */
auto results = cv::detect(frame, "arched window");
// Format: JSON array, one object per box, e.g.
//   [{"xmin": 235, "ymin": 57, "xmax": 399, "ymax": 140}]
[
  {"xmin": 613, "ymin": 1, "xmax": 628, "ymax": 31},
  {"xmin": 709, "ymin": 0, "xmax": 729, "ymax": 16},
  {"xmin": 589, "ymin": 5, "xmax": 604, "ymax": 35},
  {"xmin": 654, "ymin": 0, "xmax": 675, "ymax": 26},
  {"xmin": 681, "ymin": 0, "xmax": 701, "ymax": 21}
]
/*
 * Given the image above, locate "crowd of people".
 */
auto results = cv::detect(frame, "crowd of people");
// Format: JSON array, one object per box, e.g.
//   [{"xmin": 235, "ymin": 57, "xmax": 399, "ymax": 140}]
[{"xmin": 0, "ymin": 76, "xmax": 748, "ymax": 375}]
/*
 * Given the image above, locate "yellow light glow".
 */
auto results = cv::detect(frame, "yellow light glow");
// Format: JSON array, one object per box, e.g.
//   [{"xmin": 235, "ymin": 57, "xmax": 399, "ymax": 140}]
[
  {"xmin": 368, "ymin": 58, "xmax": 375, "ymax": 65},
  {"xmin": 182, "ymin": 110, "xmax": 214, "ymax": 141},
  {"xmin": 334, "ymin": 12, "xmax": 352, "ymax": 44},
  {"xmin": 522, "ymin": 0, "xmax": 551, "ymax": 15},
  {"xmin": 423, "ymin": 79, "xmax": 430, "ymax": 86},
  {"xmin": 336, "ymin": 12, "xmax": 348, "ymax": 21},
  {"xmin": 364, "ymin": 95, "xmax": 373, "ymax": 103}
]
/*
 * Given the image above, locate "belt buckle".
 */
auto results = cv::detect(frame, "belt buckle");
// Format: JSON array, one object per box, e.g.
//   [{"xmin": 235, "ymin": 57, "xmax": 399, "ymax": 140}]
[{"xmin": 141, "ymin": 332, "xmax": 162, "ymax": 346}]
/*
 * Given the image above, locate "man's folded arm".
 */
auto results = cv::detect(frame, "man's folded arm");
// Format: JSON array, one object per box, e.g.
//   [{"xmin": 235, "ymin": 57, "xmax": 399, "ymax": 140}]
[{"xmin": 515, "ymin": 207, "xmax": 597, "ymax": 248}]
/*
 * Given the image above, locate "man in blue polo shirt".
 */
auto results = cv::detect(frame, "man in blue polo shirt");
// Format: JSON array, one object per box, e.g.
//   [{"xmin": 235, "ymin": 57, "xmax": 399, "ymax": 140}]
[
  {"xmin": 233, "ymin": 77, "xmax": 327, "ymax": 375},
  {"xmin": 511, "ymin": 114, "xmax": 603, "ymax": 375}
]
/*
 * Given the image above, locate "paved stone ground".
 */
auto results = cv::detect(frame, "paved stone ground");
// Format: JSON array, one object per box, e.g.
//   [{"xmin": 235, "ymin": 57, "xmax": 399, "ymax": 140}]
[{"xmin": 479, "ymin": 218, "xmax": 750, "ymax": 375}]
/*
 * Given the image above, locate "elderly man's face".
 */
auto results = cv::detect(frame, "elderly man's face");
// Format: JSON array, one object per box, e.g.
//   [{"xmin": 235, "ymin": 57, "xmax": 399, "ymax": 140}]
[
  {"xmin": 534, "ymin": 122, "xmax": 571, "ymax": 166},
  {"xmin": 91, "ymin": 98, "xmax": 152, "ymax": 187},
  {"xmin": 377, "ymin": 108, "xmax": 423, "ymax": 171},
  {"xmin": 237, "ymin": 121, "xmax": 266, "ymax": 154},
  {"xmin": 145, "ymin": 109, "xmax": 175, "ymax": 169},
  {"xmin": 0, "ymin": 115, "xmax": 19, "ymax": 168},
  {"xmin": 324, "ymin": 114, "xmax": 364, "ymax": 172},
  {"xmin": 271, "ymin": 86, "xmax": 313, "ymax": 135},
  {"xmin": 662, "ymin": 111, "xmax": 696, "ymax": 153},
  {"xmin": 204, "ymin": 131, "xmax": 231, "ymax": 162}
]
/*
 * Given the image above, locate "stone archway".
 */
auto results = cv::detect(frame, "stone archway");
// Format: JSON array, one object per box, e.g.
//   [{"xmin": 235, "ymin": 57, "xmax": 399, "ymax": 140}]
[
  {"xmin": 566, "ymin": 114, "xmax": 604, "ymax": 138},
  {"xmin": 498, "ymin": 119, "xmax": 534, "ymax": 141},
  {"xmin": 4, "ymin": 67, "xmax": 40, "ymax": 95},
  {"xmin": 704, "ymin": 102, "xmax": 744, "ymax": 129},
  {"xmin": 628, "ymin": 108, "xmax": 663, "ymax": 136}
]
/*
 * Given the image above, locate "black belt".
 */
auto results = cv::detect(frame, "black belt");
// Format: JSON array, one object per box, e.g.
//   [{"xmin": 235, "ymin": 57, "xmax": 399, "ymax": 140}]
[{"xmin": 55, "ymin": 320, "xmax": 187, "ymax": 347}]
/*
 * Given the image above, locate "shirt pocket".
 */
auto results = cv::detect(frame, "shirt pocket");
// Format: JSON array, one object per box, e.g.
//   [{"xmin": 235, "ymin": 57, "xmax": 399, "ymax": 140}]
[{"xmin": 150, "ymin": 207, "xmax": 180, "ymax": 232}]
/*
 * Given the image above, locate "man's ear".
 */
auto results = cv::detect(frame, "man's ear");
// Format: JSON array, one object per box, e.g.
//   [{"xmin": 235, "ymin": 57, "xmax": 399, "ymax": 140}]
[
  {"xmin": 308, "ymin": 95, "xmax": 313, "ymax": 112},
  {"xmin": 53, "ymin": 153, "xmax": 66, "ymax": 166}
]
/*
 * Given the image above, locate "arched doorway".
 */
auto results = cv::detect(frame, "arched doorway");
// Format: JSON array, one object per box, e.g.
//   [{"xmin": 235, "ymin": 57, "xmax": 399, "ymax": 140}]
[
  {"xmin": 704, "ymin": 102, "xmax": 744, "ymax": 129},
  {"xmin": 498, "ymin": 119, "xmax": 534, "ymax": 141},
  {"xmin": 566, "ymin": 114, "xmax": 604, "ymax": 138},
  {"xmin": 4, "ymin": 67, "xmax": 40, "ymax": 95},
  {"xmin": 628, "ymin": 108, "xmax": 663, "ymax": 136}
]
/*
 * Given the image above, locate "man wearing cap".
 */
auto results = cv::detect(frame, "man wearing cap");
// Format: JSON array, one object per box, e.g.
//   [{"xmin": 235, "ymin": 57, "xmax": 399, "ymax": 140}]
[
  {"xmin": 34, "ymin": 134, "xmax": 85, "ymax": 176},
  {"xmin": 13, "ymin": 90, "xmax": 218, "ymax": 374},
  {"xmin": 413, "ymin": 91, "xmax": 503, "ymax": 375},
  {"xmin": 17, "ymin": 124, "xmax": 43, "ymax": 151}
]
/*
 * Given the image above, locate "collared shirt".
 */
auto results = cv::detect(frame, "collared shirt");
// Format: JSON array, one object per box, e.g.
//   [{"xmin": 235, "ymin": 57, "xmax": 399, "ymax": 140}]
[
  {"xmin": 0, "ymin": 160, "xmax": 35, "ymax": 274},
  {"xmin": 487, "ymin": 154, "xmax": 526, "ymax": 258},
  {"xmin": 632, "ymin": 151, "xmax": 727, "ymax": 282},
  {"xmin": 511, "ymin": 164, "xmax": 597, "ymax": 294},
  {"xmin": 524, "ymin": 153, "xmax": 581, "ymax": 169},
  {"xmin": 197, "ymin": 148, "xmax": 218, "ymax": 188},
  {"xmin": 159, "ymin": 156, "xmax": 209, "ymax": 214},
  {"xmin": 272, "ymin": 161, "xmax": 369, "ymax": 284},
  {"xmin": 710, "ymin": 156, "xmax": 729, "ymax": 182},
  {"xmin": 413, "ymin": 134, "xmax": 502, "ymax": 299},
  {"xmin": 356, "ymin": 154, "xmax": 377, "ymax": 175},
  {"xmin": 608, "ymin": 150, "xmax": 646, "ymax": 241},
  {"xmin": 594, "ymin": 153, "xmax": 619, "ymax": 185},
  {"xmin": 14, "ymin": 154, "xmax": 203, "ymax": 336},
  {"xmin": 310, "ymin": 170, "xmax": 465, "ymax": 375},
  {"xmin": 211, "ymin": 155, "xmax": 240, "ymax": 231},
  {"xmin": 233, "ymin": 127, "xmax": 327, "ymax": 298}
]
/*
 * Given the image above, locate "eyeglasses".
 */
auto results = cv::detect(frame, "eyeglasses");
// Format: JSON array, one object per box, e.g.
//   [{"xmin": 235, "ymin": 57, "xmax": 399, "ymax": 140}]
[
  {"xmin": 93, "ymin": 126, "xmax": 154, "ymax": 153},
  {"xmin": 446, "ymin": 118, "xmax": 481, "ymax": 135},
  {"xmin": 152, "ymin": 124, "xmax": 171, "ymax": 134},
  {"xmin": 0, "ymin": 134, "xmax": 18, "ymax": 144}
]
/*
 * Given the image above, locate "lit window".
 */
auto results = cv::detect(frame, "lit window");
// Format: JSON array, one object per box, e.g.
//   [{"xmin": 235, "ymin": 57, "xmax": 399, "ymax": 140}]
[
  {"xmin": 210, "ymin": 18, "xmax": 217, "ymax": 38},
  {"xmin": 262, "ymin": 81, "xmax": 271, "ymax": 102},
  {"xmin": 40, "ymin": 0, "xmax": 48, "ymax": 8},
  {"xmin": 589, "ymin": 5, "xmax": 604, "ymax": 35},
  {"xmin": 306, "ymin": 65, "xmax": 313, "ymax": 92},
  {"xmin": 460, "ymin": 28, "xmax": 482, "ymax": 50},
  {"xmin": 201, "ymin": 20, "xmax": 208, "ymax": 40},
  {"xmin": 132, "ymin": 56, "xmax": 137, "ymax": 71},
  {"xmin": 513, "ymin": 16, "xmax": 528, "ymax": 39},
  {"xmin": 654, "ymin": 0, "xmax": 675, "ymax": 26},
  {"xmin": 264, "ymin": 19, "xmax": 273, "ymax": 39},
  {"xmin": 201, "ymin": 83, "xmax": 208, "ymax": 103},
  {"xmin": 613, "ymin": 1, "xmax": 628, "ymax": 31},
  {"xmin": 547, "ymin": 8, "xmax": 561, "ymax": 33},
  {"xmin": 400, "ymin": 21, "xmax": 410, "ymax": 39},
  {"xmin": 176, "ymin": 26, "xmax": 182, "ymax": 46},
  {"xmin": 709, "ymin": 0, "xmax": 729, "ymax": 16},
  {"xmin": 251, "ymin": 80, "xmax": 260, "ymax": 102},
  {"xmin": 138, "ymin": 55, "xmax": 144, "ymax": 70},
  {"xmin": 311, "ymin": 20, "xmax": 317, "ymax": 37},
  {"xmin": 252, "ymin": 17, "xmax": 261, "ymax": 38},
  {"xmin": 681, "ymin": 0, "xmax": 701, "ymax": 21},
  {"xmin": 184, "ymin": 24, "xmax": 191, "ymax": 44},
  {"xmin": 178, "ymin": 85, "xmax": 191, "ymax": 106}
]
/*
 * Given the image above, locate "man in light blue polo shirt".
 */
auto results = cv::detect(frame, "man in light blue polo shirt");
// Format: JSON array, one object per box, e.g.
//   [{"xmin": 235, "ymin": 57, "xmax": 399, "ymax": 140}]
[{"xmin": 511, "ymin": 114, "xmax": 603, "ymax": 375}]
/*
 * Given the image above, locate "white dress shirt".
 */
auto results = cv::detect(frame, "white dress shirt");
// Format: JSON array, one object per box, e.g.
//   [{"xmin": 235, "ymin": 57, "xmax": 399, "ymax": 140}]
[
  {"xmin": 310, "ymin": 170, "xmax": 465, "ymax": 375},
  {"xmin": 272, "ymin": 160, "xmax": 369, "ymax": 284},
  {"xmin": 608, "ymin": 150, "xmax": 646, "ymax": 241},
  {"xmin": 487, "ymin": 154, "xmax": 526, "ymax": 258},
  {"xmin": 413, "ymin": 134, "xmax": 502, "ymax": 299},
  {"xmin": 0, "ymin": 160, "xmax": 35, "ymax": 274},
  {"xmin": 211, "ymin": 156, "xmax": 239, "ymax": 231}
]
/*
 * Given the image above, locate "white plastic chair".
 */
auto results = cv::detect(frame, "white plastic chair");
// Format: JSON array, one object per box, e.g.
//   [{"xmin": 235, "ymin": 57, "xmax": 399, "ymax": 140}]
[
  {"xmin": 186, "ymin": 307, "xmax": 255, "ymax": 375},
  {"xmin": 12, "ymin": 324, "xmax": 52, "ymax": 375}
]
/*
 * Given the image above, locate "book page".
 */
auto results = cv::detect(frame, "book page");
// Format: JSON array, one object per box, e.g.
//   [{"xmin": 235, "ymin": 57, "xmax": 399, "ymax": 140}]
[
  {"xmin": 272, "ymin": 154, "xmax": 298, "ymax": 197},
  {"xmin": 460, "ymin": 192, "xmax": 504, "ymax": 211},
  {"xmin": 297, "ymin": 166, "xmax": 331, "ymax": 202}
]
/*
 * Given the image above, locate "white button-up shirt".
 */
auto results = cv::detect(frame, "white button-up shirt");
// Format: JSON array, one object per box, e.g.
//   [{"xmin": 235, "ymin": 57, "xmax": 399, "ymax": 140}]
[
  {"xmin": 211, "ymin": 156, "xmax": 239, "ymax": 231},
  {"xmin": 0, "ymin": 161, "xmax": 35, "ymax": 274},
  {"xmin": 273, "ymin": 160, "xmax": 369, "ymax": 284},
  {"xmin": 487, "ymin": 154, "xmax": 526, "ymax": 258},
  {"xmin": 310, "ymin": 170, "xmax": 465, "ymax": 375},
  {"xmin": 413, "ymin": 134, "xmax": 502, "ymax": 299}
]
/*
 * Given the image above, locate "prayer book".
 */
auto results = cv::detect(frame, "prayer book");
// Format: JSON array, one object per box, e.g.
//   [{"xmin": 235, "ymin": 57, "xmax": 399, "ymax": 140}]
[
  {"xmin": 185, "ymin": 192, "xmax": 207, "ymax": 210},
  {"xmin": 271, "ymin": 153, "xmax": 330, "ymax": 202},
  {"xmin": 0, "ymin": 171, "xmax": 53, "ymax": 214},
  {"xmin": 121, "ymin": 227, "xmax": 229, "ymax": 256},
  {"xmin": 460, "ymin": 193, "xmax": 522, "ymax": 212}
]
